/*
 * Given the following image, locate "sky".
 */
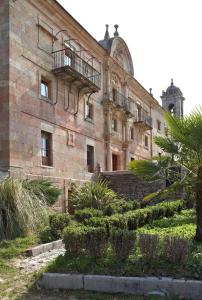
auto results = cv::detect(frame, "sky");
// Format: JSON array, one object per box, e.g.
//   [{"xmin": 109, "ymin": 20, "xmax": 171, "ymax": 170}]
[{"xmin": 58, "ymin": 0, "xmax": 202, "ymax": 115}]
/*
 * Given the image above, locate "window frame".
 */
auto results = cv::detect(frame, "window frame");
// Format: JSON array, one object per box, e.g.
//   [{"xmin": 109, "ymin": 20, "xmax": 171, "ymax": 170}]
[
  {"xmin": 41, "ymin": 131, "xmax": 52, "ymax": 167},
  {"xmin": 40, "ymin": 76, "xmax": 52, "ymax": 101},
  {"xmin": 144, "ymin": 135, "xmax": 149, "ymax": 149},
  {"xmin": 87, "ymin": 144, "xmax": 94, "ymax": 173},
  {"xmin": 112, "ymin": 119, "xmax": 117, "ymax": 132},
  {"xmin": 130, "ymin": 127, "xmax": 134, "ymax": 140},
  {"xmin": 157, "ymin": 120, "xmax": 161, "ymax": 132}
]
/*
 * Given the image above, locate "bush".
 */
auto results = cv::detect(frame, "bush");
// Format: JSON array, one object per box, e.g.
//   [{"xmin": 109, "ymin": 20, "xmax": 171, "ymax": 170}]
[
  {"xmin": 39, "ymin": 226, "xmax": 54, "ymax": 243},
  {"xmin": 86, "ymin": 200, "xmax": 183, "ymax": 232},
  {"xmin": 63, "ymin": 225, "xmax": 87, "ymax": 255},
  {"xmin": 86, "ymin": 227, "xmax": 108, "ymax": 258},
  {"xmin": 74, "ymin": 208, "xmax": 102, "ymax": 222},
  {"xmin": 138, "ymin": 234, "xmax": 160, "ymax": 260},
  {"xmin": 110, "ymin": 229, "xmax": 136, "ymax": 261},
  {"xmin": 63, "ymin": 225, "xmax": 108, "ymax": 258},
  {"xmin": 71, "ymin": 177, "xmax": 118, "ymax": 210},
  {"xmin": 49, "ymin": 213, "xmax": 71, "ymax": 240},
  {"xmin": 0, "ymin": 178, "xmax": 48, "ymax": 240},
  {"xmin": 23, "ymin": 179, "xmax": 61, "ymax": 206},
  {"xmin": 163, "ymin": 236, "xmax": 191, "ymax": 264},
  {"xmin": 103, "ymin": 200, "xmax": 139, "ymax": 216}
]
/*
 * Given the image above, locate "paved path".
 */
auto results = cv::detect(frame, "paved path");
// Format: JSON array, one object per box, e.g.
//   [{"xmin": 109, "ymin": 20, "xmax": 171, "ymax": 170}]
[{"xmin": 14, "ymin": 248, "xmax": 65, "ymax": 272}]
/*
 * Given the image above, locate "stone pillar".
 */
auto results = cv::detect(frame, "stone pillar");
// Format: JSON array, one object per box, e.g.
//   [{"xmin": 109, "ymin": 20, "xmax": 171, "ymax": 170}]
[
  {"xmin": 123, "ymin": 119, "xmax": 129, "ymax": 169},
  {"xmin": 105, "ymin": 107, "xmax": 112, "ymax": 171}
]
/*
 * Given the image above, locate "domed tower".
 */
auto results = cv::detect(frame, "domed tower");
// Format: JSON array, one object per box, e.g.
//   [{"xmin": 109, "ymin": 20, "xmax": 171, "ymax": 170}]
[{"xmin": 161, "ymin": 79, "xmax": 185, "ymax": 118}]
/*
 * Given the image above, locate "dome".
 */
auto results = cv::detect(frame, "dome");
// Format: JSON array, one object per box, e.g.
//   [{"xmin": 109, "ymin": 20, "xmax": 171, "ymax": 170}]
[{"xmin": 165, "ymin": 79, "xmax": 183, "ymax": 96}]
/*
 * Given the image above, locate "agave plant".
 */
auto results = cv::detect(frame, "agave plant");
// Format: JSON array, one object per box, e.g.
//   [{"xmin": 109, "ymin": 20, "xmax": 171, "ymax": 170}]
[{"xmin": 71, "ymin": 177, "xmax": 119, "ymax": 210}]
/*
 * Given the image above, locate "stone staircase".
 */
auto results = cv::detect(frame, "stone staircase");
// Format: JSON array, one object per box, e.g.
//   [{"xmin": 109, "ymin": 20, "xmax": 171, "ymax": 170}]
[{"xmin": 101, "ymin": 170, "xmax": 165, "ymax": 200}]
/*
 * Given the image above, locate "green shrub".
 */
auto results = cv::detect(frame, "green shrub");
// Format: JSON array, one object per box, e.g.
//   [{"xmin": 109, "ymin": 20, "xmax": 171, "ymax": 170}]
[
  {"xmin": 141, "ymin": 192, "xmax": 159, "ymax": 207},
  {"xmin": 23, "ymin": 179, "xmax": 61, "ymax": 206},
  {"xmin": 49, "ymin": 213, "xmax": 71, "ymax": 240},
  {"xmin": 163, "ymin": 236, "xmax": 191, "ymax": 264},
  {"xmin": 86, "ymin": 227, "xmax": 108, "ymax": 258},
  {"xmin": 63, "ymin": 225, "xmax": 87, "ymax": 255},
  {"xmin": 71, "ymin": 178, "xmax": 118, "ymax": 210},
  {"xmin": 39, "ymin": 226, "xmax": 54, "ymax": 243},
  {"xmin": 74, "ymin": 208, "xmax": 102, "ymax": 222},
  {"xmin": 0, "ymin": 178, "xmax": 48, "ymax": 240},
  {"xmin": 110, "ymin": 229, "xmax": 136, "ymax": 261},
  {"xmin": 86, "ymin": 200, "xmax": 183, "ymax": 232},
  {"xmin": 138, "ymin": 234, "xmax": 160, "ymax": 260},
  {"xmin": 63, "ymin": 225, "xmax": 108, "ymax": 258},
  {"xmin": 103, "ymin": 199, "xmax": 139, "ymax": 216}
]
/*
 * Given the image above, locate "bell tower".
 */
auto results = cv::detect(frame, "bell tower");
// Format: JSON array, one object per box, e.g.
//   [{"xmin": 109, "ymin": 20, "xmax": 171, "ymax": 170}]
[{"xmin": 161, "ymin": 79, "xmax": 185, "ymax": 118}]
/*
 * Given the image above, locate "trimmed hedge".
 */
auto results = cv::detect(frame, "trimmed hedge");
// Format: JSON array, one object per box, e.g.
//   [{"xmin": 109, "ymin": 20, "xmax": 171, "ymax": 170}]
[
  {"xmin": 74, "ymin": 208, "xmax": 102, "ymax": 222},
  {"xmin": 85, "ymin": 200, "xmax": 183, "ymax": 232},
  {"xmin": 63, "ymin": 225, "xmax": 87, "ymax": 255},
  {"xmin": 63, "ymin": 225, "xmax": 108, "ymax": 257},
  {"xmin": 110, "ymin": 229, "xmax": 136, "ymax": 261},
  {"xmin": 49, "ymin": 213, "xmax": 71, "ymax": 240},
  {"xmin": 103, "ymin": 200, "xmax": 140, "ymax": 216}
]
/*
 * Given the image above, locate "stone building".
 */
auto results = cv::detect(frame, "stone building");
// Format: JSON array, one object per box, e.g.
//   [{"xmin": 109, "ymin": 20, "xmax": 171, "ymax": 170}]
[
  {"xmin": 0, "ymin": 0, "xmax": 168, "ymax": 207},
  {"xmin": 161, "ymin": 79, "xmax": 185, "ymax": 118}
]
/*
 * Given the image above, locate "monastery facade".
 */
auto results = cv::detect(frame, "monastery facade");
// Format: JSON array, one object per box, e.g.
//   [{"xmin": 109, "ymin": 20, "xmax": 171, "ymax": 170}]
[{"xmin": 0, "ymin": 0, "xmax": 179, "ymax": 206}]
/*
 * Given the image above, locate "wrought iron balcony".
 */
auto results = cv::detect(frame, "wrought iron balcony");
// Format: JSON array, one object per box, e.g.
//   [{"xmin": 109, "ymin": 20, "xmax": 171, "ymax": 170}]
[
  {"xmin": 133, "ymin": 109, "xmax": 153, "ymax": 130},
  {"xmin": 110, "ymin": 90, "xmax": 134, "ymax": 116},
  {"xmin": 52, "ymin": 48, "xmax": 101, "ymax": 93}
]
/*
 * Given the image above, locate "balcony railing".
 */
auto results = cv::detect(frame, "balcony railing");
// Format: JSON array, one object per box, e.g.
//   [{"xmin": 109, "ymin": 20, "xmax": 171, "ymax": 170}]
[
  {"xmin": 52, "ymin": 48, "xmax": 101, "ymax": 91},
  {"xmin": 110, "ymin": 90, "xmax": 134, "ymax": 116},
  {"xmin": 133, "ymin": 109, "xmax": 153, "ymax": 130}
]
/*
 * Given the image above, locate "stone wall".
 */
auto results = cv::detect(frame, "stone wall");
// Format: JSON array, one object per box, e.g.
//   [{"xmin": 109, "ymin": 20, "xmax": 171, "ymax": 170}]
[
  {"xmin": 102, "ymin": 171, "xmax": 165, "ymax": 200},
  {"xmin": 0, "ymin": 1, "xmax": 9, "ymax": 171}
]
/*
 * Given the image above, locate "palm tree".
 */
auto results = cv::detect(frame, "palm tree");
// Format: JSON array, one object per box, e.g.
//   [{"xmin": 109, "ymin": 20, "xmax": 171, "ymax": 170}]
[{"xmin": 129, "ymin": 107, "xmax": 202, "ymax": 241}]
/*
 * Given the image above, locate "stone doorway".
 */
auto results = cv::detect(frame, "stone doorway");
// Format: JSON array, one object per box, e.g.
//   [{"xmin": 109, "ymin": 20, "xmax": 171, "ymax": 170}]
[{"xmin": 112, "ymin": 154, "xmax": 118, "ymax": 171}]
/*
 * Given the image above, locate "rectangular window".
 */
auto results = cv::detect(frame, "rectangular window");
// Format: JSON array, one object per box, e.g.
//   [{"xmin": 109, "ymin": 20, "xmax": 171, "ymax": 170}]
[
  {"xmin": 112, "ymin": 88, "xmax": 118, "ymax": 102},
  {"xmin": 157, "ymin": 120, "xmax": 161, "ymax": 131},
  {"xmin": 41, "ymin": 80, "xmax": 49, "ymax": 98},
  {"xmin": 112, "ymin": 119, "xmax": 117, "ymax": 131},
  {"xmin": 130, "ymin": 127, "xmax": 134, "ymax": 140},
  {"xmin": 137, "ymin": 104, "xmax": 142, "ymax": 121},
  {"xmin": 145, "ymin": 135, "xmax": 149, "ymax": 148},
  {"xmin": 87, "ymin": 145, "xmax": 94, "ymax": 173},
  {"xmin": 85, "ymin": 102, "xmax": 94, "ymax": 120},
  {"xmin": 41, "ymin": 131, "xmax": 52, "ymax": 166}
]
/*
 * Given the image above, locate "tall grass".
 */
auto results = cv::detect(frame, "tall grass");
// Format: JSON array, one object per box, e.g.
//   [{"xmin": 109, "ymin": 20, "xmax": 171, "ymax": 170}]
[
  {"xmin": 71, "ymin": 178, "xmax": 119, "ymax": 210},
  {"xmin": 0, "ymin": 178, "xmax": 48, "ymax": 240}
]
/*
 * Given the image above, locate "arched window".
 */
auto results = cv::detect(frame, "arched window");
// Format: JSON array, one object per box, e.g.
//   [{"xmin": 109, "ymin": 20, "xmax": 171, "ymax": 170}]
[{"xmin": 168, "ymin": 103, "xmax": 175, "ymax": 116}]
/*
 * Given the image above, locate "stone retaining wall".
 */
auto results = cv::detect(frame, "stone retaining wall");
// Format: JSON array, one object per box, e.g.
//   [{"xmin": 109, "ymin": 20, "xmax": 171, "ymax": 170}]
[
  {"xmin": 102, "ymin": 171, "xmax": 165, "ymax": 200},
  {"xmin": 39, "ymin": 273, "xmax": 202, "ymax": 299}
]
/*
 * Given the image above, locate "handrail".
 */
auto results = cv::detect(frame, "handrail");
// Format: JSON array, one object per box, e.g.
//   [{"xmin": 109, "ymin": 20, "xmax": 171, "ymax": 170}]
[
  {"xmin": 52, "ymin": 48, "xmax": 101, "ymax": 88},
  {"xmin": 133, "ymin": 109, "xmax": 153, "ymax": 128}
]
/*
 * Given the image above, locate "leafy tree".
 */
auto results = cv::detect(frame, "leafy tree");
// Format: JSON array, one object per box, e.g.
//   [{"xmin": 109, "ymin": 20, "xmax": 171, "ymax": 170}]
[{"xmin": 129, "ymin": 107, "xmax": 202, "ymax": 241}]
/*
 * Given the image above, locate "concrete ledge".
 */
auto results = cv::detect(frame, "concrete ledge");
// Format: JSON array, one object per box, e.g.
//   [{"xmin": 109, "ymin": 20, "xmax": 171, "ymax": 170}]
[
  {"xmin": 26, "ymin": 240, "xmax": 64, "ymax": 257},
  {"xmin": 39, "ymin": 273, "xmax": 83, "ymax": 290},
  {"xmin": 39, "ymin": 273, "xmax": 202, "ymax": 299},
  {"xmin": 101, "ymin": 170, "xmax": 133, "ymax": 176}
]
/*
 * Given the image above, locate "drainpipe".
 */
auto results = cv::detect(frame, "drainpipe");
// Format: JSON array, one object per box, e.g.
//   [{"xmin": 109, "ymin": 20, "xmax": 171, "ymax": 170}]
[{"xmin": 150, "ymin": 105, "xmax": 153, "ymax": 158}]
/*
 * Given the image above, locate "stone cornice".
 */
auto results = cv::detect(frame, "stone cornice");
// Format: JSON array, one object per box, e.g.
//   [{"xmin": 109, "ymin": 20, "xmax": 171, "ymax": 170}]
[{"xmin": 27, "ymin": 0, "xmax": 105, "ymax": 60}]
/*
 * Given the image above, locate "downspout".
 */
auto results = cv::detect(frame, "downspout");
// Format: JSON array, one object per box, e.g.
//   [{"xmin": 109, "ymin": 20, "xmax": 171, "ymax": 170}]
[{"xmin": 150, "ymin": 105, "xmax": 153, "ymax": 158}]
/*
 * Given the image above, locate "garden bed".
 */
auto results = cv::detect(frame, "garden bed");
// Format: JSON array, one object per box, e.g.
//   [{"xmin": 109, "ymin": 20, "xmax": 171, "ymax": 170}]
[{"xmin": 46, "ymin": 210, "xmax": 202, "ymax": 280}]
